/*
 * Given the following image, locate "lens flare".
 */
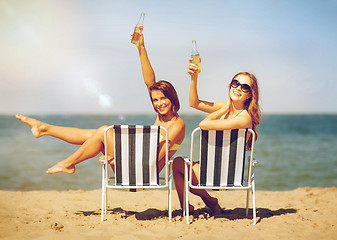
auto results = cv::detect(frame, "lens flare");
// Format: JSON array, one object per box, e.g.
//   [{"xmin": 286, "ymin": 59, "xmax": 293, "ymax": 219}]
[{"xmin": 99, "ymin": 94, "xmax": 112, "ymax": 108}]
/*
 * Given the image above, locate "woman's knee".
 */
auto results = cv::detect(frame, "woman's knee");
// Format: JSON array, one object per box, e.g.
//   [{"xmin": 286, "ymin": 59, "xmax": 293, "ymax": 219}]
[
  {"xmin": 97, "ymin": 125, "xmax": 109, "ymax": 132},
  {"xmin": 172, "ymin": 157, "xmax": 185, "ymax": 172},
  {"xmin": 89, "ymin": 125, "xmax": 109, "ymax": 142},
  {"xmin": 95, "ymin": 125, "xmax": 109, "ymax": 136}
]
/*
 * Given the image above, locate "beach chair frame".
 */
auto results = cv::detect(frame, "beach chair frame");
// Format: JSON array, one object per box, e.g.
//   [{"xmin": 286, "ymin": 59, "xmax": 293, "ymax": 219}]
[
  {"xmin": 183, "ymin": 127, "xmax": 257, "ymax": 224},
  {"xmin": 101, "ymin": 125, "xmax": 172, "ymax": 222}
]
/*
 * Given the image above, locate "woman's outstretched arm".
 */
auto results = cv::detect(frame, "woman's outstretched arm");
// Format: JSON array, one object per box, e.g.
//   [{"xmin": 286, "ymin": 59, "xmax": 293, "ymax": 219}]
[
  {"xmin": 133, "ymin": 32, "xmax": 156, "ymax": 92},
  {"xmin": 199, "ymin": 104, "xmax": 252, "ymax": 130},
  {"xmin": 187, "ymin": 59, "xmax": 227, "ymax": 113}
]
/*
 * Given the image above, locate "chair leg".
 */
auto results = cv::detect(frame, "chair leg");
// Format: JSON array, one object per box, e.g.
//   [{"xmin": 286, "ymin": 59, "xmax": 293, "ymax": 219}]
[
  {"xmin": 246, "ymin": 189, "xmax": 250, "ymax": 217},
  {"xmin": 168, "ymin": 162, "xmax": 173, "ymax": 222},
  {"xmin": 252, "ymin": 177, "xmax": 257, "ymax": 225},
  {"xmin": 104, "ymin": 168, "xmax": 107, "ymax": 215},
  {"xmin": 182, "ymin": 161, "xmax": 186, "ymax": 217},
  {"xmin": 184, "ymin": 160, "xmax": 189, "ymax": 224},
  {"xmin": 101, "ymin": 165, "xmax": 106, "ymax": 221},
  {"xmin": 105, "ymin": 188, "xmax": 107, "ymax": 215},
  {"xmin": 182, "ymin": 167, "xmax": 185, "ymax": 217},
  {"xmin": 101, "ymin": 187, "xmax": 106, "ymax": 221}
]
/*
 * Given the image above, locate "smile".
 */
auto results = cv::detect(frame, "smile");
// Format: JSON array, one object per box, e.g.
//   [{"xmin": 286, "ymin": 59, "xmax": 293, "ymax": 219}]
[
  {"xmin": 157, "ymin": 106, "xmax": 167, "ymax": 111},
  {"xmin": 233, "ymin": 90, "xmax": 242, "ymax": 96}
]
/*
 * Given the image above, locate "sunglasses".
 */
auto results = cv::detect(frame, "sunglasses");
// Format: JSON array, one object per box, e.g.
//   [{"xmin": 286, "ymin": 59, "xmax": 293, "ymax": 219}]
[{"xmin": 230, "ymin": 79, "xmax": 251, "ymax": 93}]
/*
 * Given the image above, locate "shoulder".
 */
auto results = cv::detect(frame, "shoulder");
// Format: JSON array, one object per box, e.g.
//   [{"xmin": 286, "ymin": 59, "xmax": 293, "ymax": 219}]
[
  {"xmin": 167, "ymin": 116, "xmax": 185, "ymax": 138},
  {"xmin": 237, "ymin": 110, "xmax": 252, "ymax": 128},
  {"xmin": 173, "ymin": 116, "xmax": 185, "ymax": 131},
  {"xmin": 171, "ymin": 117, "xmax": 185, "ymax": 142}
]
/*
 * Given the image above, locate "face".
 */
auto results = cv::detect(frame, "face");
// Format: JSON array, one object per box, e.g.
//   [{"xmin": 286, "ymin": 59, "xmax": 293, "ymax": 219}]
[
  {"xmin": 151, "ymin": 89, "xmax": 173, "ymax": 116},
  {"xmin": 229, "ymin": 74, "xmax": 252, "ymax": 102}
]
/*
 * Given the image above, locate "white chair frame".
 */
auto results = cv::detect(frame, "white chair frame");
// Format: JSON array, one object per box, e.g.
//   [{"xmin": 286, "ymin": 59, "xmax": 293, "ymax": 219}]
[
  {"xmin": 101, "ymin": 125, "xmax": 172, "ymax": 222},
  {"xmin": 183, "ymin": 127, "xmax": 257, "ymax": 224}
]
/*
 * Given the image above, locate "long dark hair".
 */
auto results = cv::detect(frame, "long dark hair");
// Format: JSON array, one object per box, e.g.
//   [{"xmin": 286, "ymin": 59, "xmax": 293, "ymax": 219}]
[{"xmin": 230, "ymin": 72, "xmax": 261, "ymax": 149}]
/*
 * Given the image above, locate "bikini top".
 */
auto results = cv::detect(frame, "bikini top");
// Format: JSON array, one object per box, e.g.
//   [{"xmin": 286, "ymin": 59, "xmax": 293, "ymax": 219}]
[
  {"xmin": 160, "ymin": 134, "xmax": 180, "ymax": 151},
  {"xmin": 235, "ymin": 109, "xmax": 245, "ymax": 117},
  {"xmin": 221, "ymin": 109, "xmax": 245, "ymax": 119}
]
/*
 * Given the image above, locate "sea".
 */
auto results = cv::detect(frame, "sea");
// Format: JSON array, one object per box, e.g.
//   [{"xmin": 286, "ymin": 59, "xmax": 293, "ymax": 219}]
[{"xmin": 0, "ymin": 114, "xmax": 336, "ymax": 191}]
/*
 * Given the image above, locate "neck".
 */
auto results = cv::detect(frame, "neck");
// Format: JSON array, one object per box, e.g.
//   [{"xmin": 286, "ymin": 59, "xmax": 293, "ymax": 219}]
[
  {"xmin": 158, "ymin": 112, "xmax": 176, "ymax": 122},
  {"xmin": 230, "ymin": 101, "xmax": 246, "ymax": 115}
]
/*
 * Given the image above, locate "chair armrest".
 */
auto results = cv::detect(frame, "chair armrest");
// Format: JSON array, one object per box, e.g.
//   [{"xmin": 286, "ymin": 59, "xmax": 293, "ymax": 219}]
[
  {"xmin": 99, "ymin": 155, "xmax": 106, "ymax": 165},
  {"xmin": 248, "ymin": 156, "xmax": 257, "ymax": 165},
  {"xmin": 182, "ymin": 157, "xmax": 190, "ymax": 163},
  {"xmin": 253, "ymin": 158, "xmax": 257, "ymax": 165}
]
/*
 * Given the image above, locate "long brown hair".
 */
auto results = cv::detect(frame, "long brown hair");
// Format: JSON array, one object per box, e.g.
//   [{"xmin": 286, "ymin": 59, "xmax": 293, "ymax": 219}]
[
  {"xmin": 231, "ymin": 72, "xmax": 261, "ymax": 149},
  {"xmin": 149, "ymin": 80, "xmax": 180, "ymax": 115}
]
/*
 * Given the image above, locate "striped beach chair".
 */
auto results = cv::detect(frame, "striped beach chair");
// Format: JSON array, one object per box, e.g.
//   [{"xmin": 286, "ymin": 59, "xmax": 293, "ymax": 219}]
[
  {"xmin": 184, "ymin": 128, "xmax": 257, "ymax": 224},
  {"xmin": 101, "ymin": 125, "xmax": 172, "ymax": 221}
]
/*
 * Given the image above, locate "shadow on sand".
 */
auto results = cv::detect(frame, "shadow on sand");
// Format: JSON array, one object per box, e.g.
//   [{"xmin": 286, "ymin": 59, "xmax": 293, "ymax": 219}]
[{"xmin": 76, "ymin": 207, "xmax": 297, "ymax": 223}]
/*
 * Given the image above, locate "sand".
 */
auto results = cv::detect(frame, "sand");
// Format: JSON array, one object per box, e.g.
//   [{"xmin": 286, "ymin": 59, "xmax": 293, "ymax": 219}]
[{"xmin": 0, "ymin": 187, "xmax": 336, "ymax": 240}]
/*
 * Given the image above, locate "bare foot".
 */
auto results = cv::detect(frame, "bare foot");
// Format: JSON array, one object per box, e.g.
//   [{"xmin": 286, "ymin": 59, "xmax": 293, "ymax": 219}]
[
  {"xmin": 206, "ymin": 197, "xmax": 223, "ymax": 215},
  {"xmin": 46, "ymin": 162, "xmax": 75, "ymax": 174},
  {"xmin": 99, "ymin": 155, "xmax": 114, "ymax": 164},
  {"xmin": 188, "ymin": 204, "xmax": 195, "ymax": 214},
  {"xmin": 99, "ymin": 156, "xmax": 116, "ymax": 173},
  {"xmin": 16, "ymin": 115, "xmax": 47, "ymax": 138}
]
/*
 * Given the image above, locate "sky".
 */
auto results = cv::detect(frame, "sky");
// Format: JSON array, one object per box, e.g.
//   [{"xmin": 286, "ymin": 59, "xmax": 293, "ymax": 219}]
[{"xmin": 1, "ymin": 0, "xmax": 337, "ymax": 115}]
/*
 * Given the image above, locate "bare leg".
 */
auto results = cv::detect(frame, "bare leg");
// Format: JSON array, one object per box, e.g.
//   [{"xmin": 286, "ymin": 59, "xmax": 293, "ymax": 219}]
[
  {"xmin": 172, "ymin": 157, "xmax": 195, "ymax": 213},
  {"xmin": 16, "ymin": 115, "xmax": 96, "ymax": 145},
  {"xmin": 172, "ymin": 157, "xmax": 222, "ymax": 214},
  {"xmin": 46, "ymin": 125, "xmax": 113, "ymax": 174},
  {"xmin": 46, "ymin": 134, "xmax": 103, "ymax": 174}
]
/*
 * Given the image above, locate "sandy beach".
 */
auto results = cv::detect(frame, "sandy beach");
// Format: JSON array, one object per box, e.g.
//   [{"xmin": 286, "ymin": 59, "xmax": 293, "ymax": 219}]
[{"xmin": 0, "ymin": 187, "xmax": 336, "ymax": 240}]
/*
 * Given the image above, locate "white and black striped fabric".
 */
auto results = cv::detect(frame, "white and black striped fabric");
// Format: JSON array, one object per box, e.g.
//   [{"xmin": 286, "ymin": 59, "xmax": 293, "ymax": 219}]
[
  {"xmin": 199, "ymin": 129, "xmax": 247, "ymax": 187},
  {"xmin": 112, "ymin": 125, "xmax": 161, "ymax": 186}
]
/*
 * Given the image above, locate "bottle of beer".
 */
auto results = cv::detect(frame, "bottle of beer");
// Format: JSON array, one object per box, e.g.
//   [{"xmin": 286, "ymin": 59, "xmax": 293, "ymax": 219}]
[
  {"xmin": 191, "ymin": 40, "xmax": 200, "ymax": 72},
  {"xmin": 131, "ymin": 13, "xmax": 145, "ymax": 45}
]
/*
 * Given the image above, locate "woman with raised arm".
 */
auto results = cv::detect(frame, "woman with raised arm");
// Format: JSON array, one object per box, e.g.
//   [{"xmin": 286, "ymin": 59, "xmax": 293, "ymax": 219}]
[
  {"xmin": 16, "ymin": 32, "xmax": 185, "ymax": 175},
  {"xmin": 172, "ymin": 59, "xmax": 261, "ymax": 214}
]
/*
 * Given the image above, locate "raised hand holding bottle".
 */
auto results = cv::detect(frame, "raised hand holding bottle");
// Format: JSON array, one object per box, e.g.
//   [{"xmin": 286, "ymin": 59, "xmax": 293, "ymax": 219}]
[
  {"xmin": 131, "ymin": 13, "xmax": 145, "ymax": 45},
  {"xmin": 191, "ymin": 40, "xmax": 200, "ymax": 72}
]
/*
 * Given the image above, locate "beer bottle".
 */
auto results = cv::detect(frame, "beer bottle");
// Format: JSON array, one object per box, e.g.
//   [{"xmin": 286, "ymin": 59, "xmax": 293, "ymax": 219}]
[
  {"xmin": 191, "ymin": 40, "xmax": 200, "ymax": 72},
  {"xmin": 131, "ymin": 13, "xmax": 145, "ymax": 45}
]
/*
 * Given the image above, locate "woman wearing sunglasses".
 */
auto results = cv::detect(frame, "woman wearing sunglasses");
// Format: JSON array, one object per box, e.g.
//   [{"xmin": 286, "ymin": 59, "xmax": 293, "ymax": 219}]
[{"xmin": 172, "ymin": 58, "xmax": 261, "ymax": 214}]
